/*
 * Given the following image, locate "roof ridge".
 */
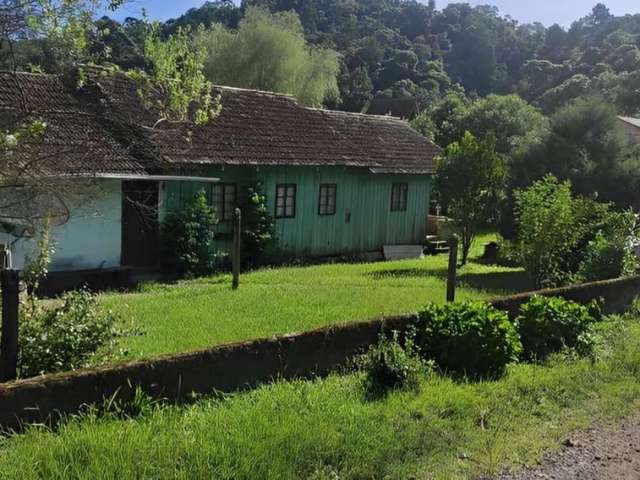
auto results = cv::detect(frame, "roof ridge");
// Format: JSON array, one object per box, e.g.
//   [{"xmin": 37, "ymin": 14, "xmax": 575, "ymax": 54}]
[
  {"xmin": 313, "ymin": 107, "xmax": 408, "ymax": 123},
  {"xmin": 0, "ymin": 70, "xmax": 412, "ymax": 124},
  {"xmin": 0, "ymin": 70, "xmax": 61, "ymax": 78},
  {"xmin": 214, "ymin": 84, "xmax": 298, "ymax": 100}
]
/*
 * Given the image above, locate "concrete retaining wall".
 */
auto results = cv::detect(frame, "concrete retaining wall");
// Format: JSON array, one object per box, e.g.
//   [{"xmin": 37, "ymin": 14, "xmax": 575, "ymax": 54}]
[
  {"xmin": 1, "ymin": 276, "xmax": 640, "ymax": 431},
  {"xmin": 490, "ymin": 275, "xmax": 640, "ymax": 319}
]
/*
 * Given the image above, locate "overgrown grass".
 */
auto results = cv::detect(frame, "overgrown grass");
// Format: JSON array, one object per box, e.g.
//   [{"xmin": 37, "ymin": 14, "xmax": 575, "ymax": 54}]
[
  {"xmin": 103, "ymin": 233, "xmax": 531, "ymax": 361},
  {"xmin": 1, "ymin": 317, "xmax": 639, "ymax": 479}
]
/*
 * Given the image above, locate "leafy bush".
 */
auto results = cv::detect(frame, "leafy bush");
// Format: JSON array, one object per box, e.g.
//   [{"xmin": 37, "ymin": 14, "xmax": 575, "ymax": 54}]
[
  {"xmin": 18, "ymin": 291, "xmax": 121, "ymax": 378},
  {"xmin": 514, "ymin": 175, "xmax": 577, "ymax": 288},
  {"xmin": 495, "ymin": 236, "xmax": 522, "ymax": 267},
  {"xmin": 358, "ymin": 331, "xmax": 426, "ymax": 398},
  {"xmin": 578, "ymin": 232, "xmax": 627, "ymax": 282},
  {"xmin": 242, "ymin": 183, "xmax": 276, "ymax": 267},
  {"xmin": 577, "ymin": 210, "xmax": 640, "ymax": 282},
  {"xmin": 516, "ymin": 295, "xmax": 602, "ymax": 361},
  {"xmin": 414, "ymin": 302, "xmax": 522, "ymax": 378},
  {"xmin": 161, "ymin": 191, "xmax": 219, "ymax": 277},
  {"xmin": 514, "ymin": 175, "xmax": 639, "ymax": 288}
]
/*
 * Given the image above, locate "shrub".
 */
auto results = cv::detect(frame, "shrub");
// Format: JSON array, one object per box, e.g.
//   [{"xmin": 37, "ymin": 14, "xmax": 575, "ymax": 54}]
[
  {"xmin": 242, "ymin": 183, "xmax": 276, "ymax": 267},
  {"xmin": 414, "ymin": 302, "xmax": 522, "ymax": 378},
  {"xmin": 577, "ymin": 232, "xmax": 627, "ymax": 282},
  {"xmin": 358, "ymin": 331, "xmax": 426, "ymax": 398},
  {"xmin": 18, "ymin": 291, "xmax": 121, "ymax": 378},
  {"xmin": 514, "ymin": 175, "xmax": 577, "ymax": 288},
  {"xmin": 577, "ymin": 210, "xmax": 640, "ymax": 282},
  {"xmin": 160, "ymin": 191, "xmax": 219, "ymax": 277},
  {"xmin": 515, "ymin": 175, "xmax": 640, "ymax": 288},
  {"xmin": 495, "ymin": 236, "xmax": 522, "ymax": 267},
  {"xmin": 516, "ymin": 295, "xmax": 602, "ymax": 361}
]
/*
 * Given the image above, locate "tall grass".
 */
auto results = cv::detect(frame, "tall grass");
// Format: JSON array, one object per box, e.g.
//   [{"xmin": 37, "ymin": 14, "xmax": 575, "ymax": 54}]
[{"xmin": 2, "ymin": 318, "xmax": 639, "ymax": 479}]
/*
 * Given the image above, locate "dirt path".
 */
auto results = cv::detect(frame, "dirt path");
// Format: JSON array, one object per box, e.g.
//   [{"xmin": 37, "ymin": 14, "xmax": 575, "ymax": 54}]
[{"xmin": 495, "ymin": 416, "xmax": 640, "ymax": 479}]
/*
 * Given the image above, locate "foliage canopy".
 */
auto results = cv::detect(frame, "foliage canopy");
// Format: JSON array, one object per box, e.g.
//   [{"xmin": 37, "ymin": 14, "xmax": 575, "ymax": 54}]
[
  {"xmin": 197, "ymin": 7, "xmax": 339, "ymax": 107},
  {"xmin": 436, "ymin": 131, "xmax": 506, "ymax": 265}
]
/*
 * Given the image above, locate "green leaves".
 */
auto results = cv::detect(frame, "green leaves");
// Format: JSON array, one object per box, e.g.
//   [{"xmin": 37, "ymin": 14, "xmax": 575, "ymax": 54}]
[
  {"xmin": 241, "ymin": 183, "xmax": 276, "ymax": 267},
  {"xmin": 358, "ymin": 331, "xmax": 428, "ymax": 398},
  {"xmin": 514, "ymin": 175, "xmax": 639, "ymax": 288},
  {"xmin": 516, "ymin": 295, "xmax": 602, "ymax": 361},
  {"xmin": 414, "ymin": 301, "xmax": 522, "ymax": 378},
  {"xmin": 128, "ymin": 23, "xmax": 220, "ymax": 126},
  {"xmin": 197, "ymin": 7, "xmax": 339, "ymax": 107},
  {"xmin": 160, "ymin": 190, "xmax": 220, "ymax": 278},
  {"xmin": 436, "ymin": 131, "xmax": 506, "ymax": 264},
  {"xmin": 514, "ymin": 175, "xmax": 575, "ymax": 288},
  {"xmin": 18, "ymin": 290, "xmax": 121, "ymax": 378},
  {"xmin": 0, "ymin": 120, "xmax": 47, "ymax": 152}
]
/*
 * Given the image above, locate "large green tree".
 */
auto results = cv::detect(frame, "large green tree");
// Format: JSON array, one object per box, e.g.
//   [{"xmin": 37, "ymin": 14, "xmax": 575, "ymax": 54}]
[
  {"xmin": 413, "ymin": 93, "xmax": 549, "ymax": 161},
  {"xmin": 462, "ymin": 94, "xmax": 550, "ymax": 158},
  {"xmin": 436, "ymin": 131, "xmax": 506, "ymax": 265},
  {"xmin": 543, "ymin": 97, "xmax": 630, "ymax": 203},
  {"xmin": 197, "ymin": 7, "xmax": 339, "ymax": 107}
]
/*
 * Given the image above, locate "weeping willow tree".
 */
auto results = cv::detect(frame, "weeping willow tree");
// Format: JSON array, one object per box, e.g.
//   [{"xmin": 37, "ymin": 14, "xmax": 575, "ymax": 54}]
[{"xmin": 197, "ymin": 7, "xmax": 339, "ymax": 107}]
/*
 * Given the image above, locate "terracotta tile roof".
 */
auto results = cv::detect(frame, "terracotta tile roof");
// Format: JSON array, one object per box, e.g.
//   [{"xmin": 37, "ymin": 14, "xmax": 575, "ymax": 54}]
[
  {"xmin": 0, "ymin": 72, "xmax": 150, "ymax": 176},
  {"xmin": 0, "ymin": 71, "xmax": 440, "ymax": 175}
]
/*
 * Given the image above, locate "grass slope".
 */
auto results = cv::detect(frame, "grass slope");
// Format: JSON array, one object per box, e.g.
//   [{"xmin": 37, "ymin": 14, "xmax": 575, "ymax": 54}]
[
  {"xmin": 103, "ymin": 234, "xmax": 530, "ymax": 361},
  {"xmin": 1, "ymin": 318, "xmax": 639, "ymax": 479}
]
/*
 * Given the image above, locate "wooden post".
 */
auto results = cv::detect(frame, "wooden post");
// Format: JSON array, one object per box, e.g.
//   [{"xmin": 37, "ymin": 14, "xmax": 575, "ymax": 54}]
[
  {"xmin": 232, "ymin": 208, "xmax": 241, "ymax": 290},
  {"xmin": 1, "ymin": 270, "xmax": 19, "ymax": 382},
  {"xmin": 446, "ymin": 235, "xmax": 459, "ymax": 303}
]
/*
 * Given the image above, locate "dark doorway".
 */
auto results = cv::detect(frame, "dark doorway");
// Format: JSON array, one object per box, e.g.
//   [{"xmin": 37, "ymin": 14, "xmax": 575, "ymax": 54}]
[{"xmin": 121, "ymin": 180, "xmax": 159, "ymax": 268}]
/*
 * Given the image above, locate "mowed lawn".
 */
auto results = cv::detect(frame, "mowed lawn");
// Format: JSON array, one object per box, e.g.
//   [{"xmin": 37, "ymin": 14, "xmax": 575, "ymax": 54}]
[{"xmin": 103, "ymin": 234, "xmax": 532, "ymax": 361}]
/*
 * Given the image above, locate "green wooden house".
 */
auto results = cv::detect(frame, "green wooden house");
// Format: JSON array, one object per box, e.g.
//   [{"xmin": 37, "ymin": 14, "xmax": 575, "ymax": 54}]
[{"xmin": 0, "ymin": 70, "xmax": 440, "ymax": 277}]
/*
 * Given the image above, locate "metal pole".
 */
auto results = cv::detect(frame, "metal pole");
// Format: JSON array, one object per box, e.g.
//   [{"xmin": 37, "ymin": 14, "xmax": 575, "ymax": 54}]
[
  {"xmin": 1, "ymin": 270, "xmax": 19, "ymax": 382},
  {"xmin": 447, "ymin": 235, "xmax": 459, "ymax": 303},
  {"xmin": 232, "ymin": 208, "xmax": 241, "ymax": 290}
]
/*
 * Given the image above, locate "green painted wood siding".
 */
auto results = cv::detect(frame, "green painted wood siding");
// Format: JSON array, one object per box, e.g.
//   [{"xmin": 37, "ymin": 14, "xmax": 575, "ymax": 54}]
[
  {"xmin": 260, "ymin": 166, "xmax": 431, "ymax": 256},
  {"xmin": 162, "ymin": 166, "xmax": 431, "ymax": 258}
]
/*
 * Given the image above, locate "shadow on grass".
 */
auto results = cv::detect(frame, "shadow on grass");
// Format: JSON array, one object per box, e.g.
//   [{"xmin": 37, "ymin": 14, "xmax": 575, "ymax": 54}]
[
  {"xmin": 457, "ymin": 270, "xmax": 533, "ymax": 295},
  {"xmin": 370, "ymin": 267, "xmax": 532, "ymax": 296}
]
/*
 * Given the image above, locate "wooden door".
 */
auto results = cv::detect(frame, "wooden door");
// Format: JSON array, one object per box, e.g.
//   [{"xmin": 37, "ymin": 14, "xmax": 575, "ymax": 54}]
[{"xmin": 121, "ymin": 180, "xmax": 159, "ymax": 268}]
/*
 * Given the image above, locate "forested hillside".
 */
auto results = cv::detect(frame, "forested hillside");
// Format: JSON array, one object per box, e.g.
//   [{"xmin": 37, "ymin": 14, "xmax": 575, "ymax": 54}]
[
  {"xmin": 160, "ymin": 1, "xmax": 640, "ymax": 116},
  {"xmin": 3, "ymin": 1, "xmax": 638, "ymax": 116}
]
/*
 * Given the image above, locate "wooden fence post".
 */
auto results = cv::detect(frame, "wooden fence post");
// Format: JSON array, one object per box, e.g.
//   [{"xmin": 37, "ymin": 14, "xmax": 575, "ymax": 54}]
[
  {"xmin": 1, "ymin": 270, "xmax": 19, "ymax": 382},
  {"xmin": 446, "ymin": 235, "xmax": 459, "ymax": 303},
  {"xmin": 232, "ymin": 208, "xmax": 241, "ymax": 290}
]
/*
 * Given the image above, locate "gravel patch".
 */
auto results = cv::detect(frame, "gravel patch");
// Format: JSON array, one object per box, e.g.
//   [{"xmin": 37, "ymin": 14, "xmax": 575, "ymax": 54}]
[{"xmin": 495, "ymin": 416, "xmax": 640, "ymax": 479}]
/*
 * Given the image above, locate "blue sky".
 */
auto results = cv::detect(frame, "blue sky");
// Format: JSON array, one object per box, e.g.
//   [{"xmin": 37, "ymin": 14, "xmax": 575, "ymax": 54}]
[{"xmin": 110, "ymin": 1, "xmax": 640, "ymax": 26}]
